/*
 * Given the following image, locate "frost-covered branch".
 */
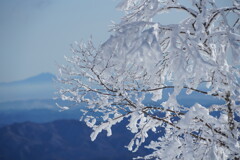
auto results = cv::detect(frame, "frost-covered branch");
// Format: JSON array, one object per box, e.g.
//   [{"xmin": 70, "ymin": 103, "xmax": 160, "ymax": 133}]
[{"xmin": 58, "ymin": 0, "xmax": 240, "ymax": 159}]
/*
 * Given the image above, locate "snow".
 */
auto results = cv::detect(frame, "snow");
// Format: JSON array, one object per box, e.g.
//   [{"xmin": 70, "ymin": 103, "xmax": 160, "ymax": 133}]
[{"xmin": 58, "ymin": 0, "xmax": 240, "ymax": 159}]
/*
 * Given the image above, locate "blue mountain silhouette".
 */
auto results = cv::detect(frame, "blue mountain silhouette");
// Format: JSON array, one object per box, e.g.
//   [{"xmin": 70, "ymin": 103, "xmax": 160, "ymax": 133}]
[
  {"xmin": 0, "ymin": 119, "xmax": 152, "ymax": 160},
  {"xmin": 0, "ymin": 72, "xmax": 56, "ymax": 86}
]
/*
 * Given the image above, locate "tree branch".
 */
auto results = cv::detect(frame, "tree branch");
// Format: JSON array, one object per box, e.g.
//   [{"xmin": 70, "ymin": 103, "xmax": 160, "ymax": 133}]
[{"xmin": 206, "ymin": 7, "xmax": 240, "ymax": 30}]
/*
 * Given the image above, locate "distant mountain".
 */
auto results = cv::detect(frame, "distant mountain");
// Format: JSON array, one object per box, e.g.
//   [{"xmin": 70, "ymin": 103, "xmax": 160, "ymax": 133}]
[
  {"xmin": 0, "ymin": 119, "xmax": 151, "ymax": 160},
  {"xmin": 0, "ymin": 73, "xmax": 56, "ymax": 102},
  {"xmin": 0, "ymin": 73, "xmax": 56, "ymax": 86},
  {"xmin": 20, "ymin": 72, "xmax": 56, "ymax": 84}
]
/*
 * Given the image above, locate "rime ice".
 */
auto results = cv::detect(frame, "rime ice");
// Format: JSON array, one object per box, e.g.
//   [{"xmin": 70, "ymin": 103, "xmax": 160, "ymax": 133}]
[{"xmin": 58, "ymin": 0, "xmax": 240, "ymax": 159}]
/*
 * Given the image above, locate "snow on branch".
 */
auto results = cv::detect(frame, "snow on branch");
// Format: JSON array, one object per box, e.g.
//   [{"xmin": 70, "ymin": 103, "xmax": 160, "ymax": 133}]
[{"xmin": 58, "ymin": 0, "xmax": 240, "ymax": 159}]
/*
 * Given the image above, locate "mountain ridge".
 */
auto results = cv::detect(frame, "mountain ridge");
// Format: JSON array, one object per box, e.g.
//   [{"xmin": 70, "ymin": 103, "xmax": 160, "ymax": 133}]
[
  {"xmin": 0, "ymin": 72, "xmax": 56, "ymax": 86},
  {"xmin": 0, "ymin": 119, "xmax": 150, "ymax": 160}
]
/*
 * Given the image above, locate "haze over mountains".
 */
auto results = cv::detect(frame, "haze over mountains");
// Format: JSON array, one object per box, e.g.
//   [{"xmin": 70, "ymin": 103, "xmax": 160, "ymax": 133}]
[
  {"xmin": 0, "ymin": 73, "xmax": 56, "ymax": 102},
  {"xmin": 0, "ymin": 73, "xmax": 85, "ymax": 127}
]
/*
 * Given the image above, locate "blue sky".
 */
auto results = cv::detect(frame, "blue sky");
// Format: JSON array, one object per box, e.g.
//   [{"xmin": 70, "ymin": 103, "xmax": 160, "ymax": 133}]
[
  {"xmin": 0, "ymin": 0, "xmax": 122, "ymax": 82},
  {"xmin": 0, "ymin": 0, "xmax": 232, "ymax": 82}
]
